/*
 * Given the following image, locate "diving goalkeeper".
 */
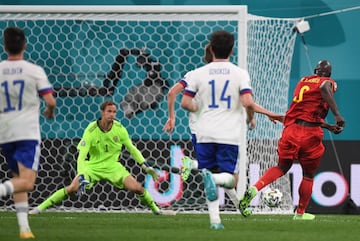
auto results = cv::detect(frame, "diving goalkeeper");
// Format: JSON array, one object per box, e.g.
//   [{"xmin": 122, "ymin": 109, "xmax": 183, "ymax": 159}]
[{"xmin": 30, "ymin": 100, "xmax": 160, "ymax": 214}]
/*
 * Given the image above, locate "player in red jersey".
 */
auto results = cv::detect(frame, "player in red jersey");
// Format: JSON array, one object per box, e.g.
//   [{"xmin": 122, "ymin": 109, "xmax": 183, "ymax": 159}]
[{"xmin": 238, "ymin": 60, "xmax": 345, "ymax": 220}]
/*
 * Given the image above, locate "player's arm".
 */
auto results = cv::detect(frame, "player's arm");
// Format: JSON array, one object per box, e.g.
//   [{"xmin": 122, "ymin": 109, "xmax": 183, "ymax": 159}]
[
  {"xmin": 37, "ymin": 66, "xmax": 56, "ymax": 119},
  {"xmin": 240, "ymin": 93, "xmax": 284, "ymax": 123},
  {"xmin": 320, "ymin": 81, "xmax": 345, "ymax": 127},
  {"xmin": 246, "ymin": 108, "xmax": 256, "ymax": 130},
  {"xmin": 180, "ymin": 93, "xmax": 198, "ymax": 112},
  {"xmin": 123, "ymin": 139, "xmax": 146, "ymax": 165},
  {"xmin": 122, "ymin": 131, "xmax": 159, "ymax": 181},
  {"xmin": 163, "ymin": 82, "xmax": 185, "ymax": 133},
  {"xmin": 76, "ymin": 125, "xmax": 93, "ymax": 171},
  {"xmin": 42, "ymin": 93, "xmax": 56, "ymax": 119},
  {"xmin": 321, "ymin": 122, "xmax": 343, "ymax": 134}
]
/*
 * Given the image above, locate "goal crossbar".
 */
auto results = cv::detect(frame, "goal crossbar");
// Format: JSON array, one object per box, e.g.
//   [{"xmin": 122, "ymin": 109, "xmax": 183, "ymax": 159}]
[{"xmin": 0, "ymin": 5, "xmax": 247, "ymax": 14}]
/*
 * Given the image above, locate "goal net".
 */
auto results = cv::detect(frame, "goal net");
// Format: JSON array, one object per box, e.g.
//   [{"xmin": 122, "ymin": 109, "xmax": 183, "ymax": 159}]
[
  {"xmin": 0, "ymin": 6, "xmax": 298, "ymax": 214},
  {"xmin": 245, "ymin": 14, "xmax": 298, "ymax": 213}
]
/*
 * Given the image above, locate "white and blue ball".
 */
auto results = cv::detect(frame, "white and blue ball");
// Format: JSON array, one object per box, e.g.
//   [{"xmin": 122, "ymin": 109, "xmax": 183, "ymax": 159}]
[{"xmin": 262, "ymin": 188, "xmax": 283, "ymax": 208}]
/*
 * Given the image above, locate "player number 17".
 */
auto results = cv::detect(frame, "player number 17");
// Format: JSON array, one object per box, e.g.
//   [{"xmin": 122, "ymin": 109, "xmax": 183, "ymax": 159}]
[{"xmin": 1, "ymin": 80, "xmax": 25, "ymax": 112}]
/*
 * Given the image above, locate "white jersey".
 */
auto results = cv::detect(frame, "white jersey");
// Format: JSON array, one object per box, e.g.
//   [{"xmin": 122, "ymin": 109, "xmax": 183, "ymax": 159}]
[
  {"xmin": 180, "ymin": 71, "xmax": 202, "ymax": 135},
  {"xmin": 0, "ymin": 60, "xmax": 53, "ymax": 143},
  {"xmin": 188, "ymin": 96, "xmax": 201, "ymax": 134},
  {"xmin": 184, "ymin": 61, "xmax": 252, "ymax": 145}
]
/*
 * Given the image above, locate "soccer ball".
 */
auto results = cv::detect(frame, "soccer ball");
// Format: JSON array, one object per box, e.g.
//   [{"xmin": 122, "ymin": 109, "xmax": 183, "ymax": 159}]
[{"xmin": 262, "ymin": 188, "xmax": 283, "ymax": 207}]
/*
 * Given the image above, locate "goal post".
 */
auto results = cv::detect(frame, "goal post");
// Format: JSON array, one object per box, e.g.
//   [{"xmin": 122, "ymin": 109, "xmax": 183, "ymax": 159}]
[{"xmin": 0, "ymin": 5, "xmax": 298, "ymax": 214}]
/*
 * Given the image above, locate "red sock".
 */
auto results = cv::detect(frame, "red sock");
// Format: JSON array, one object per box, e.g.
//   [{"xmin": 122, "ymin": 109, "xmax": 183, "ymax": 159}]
[
  {"xmin": 253, "ymin": 166, "xmax": 284, "ymax": 191},
  {"xmin": 296, "ymin": 177, "xmax": 314, "ymax": 214}
]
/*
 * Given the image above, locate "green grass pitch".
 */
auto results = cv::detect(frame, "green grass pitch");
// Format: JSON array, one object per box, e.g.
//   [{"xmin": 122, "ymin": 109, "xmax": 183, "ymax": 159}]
[{"xmin": 0, "ymin": 212, "xmax": 359, "ymax": 241}]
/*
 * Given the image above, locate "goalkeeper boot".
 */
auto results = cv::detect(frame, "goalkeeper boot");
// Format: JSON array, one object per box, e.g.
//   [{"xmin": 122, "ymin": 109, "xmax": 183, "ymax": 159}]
[
  {"xmin": 239, "ymin": 186, "xmax": 257, "ymax": 217},
  {"xmin": 181, "ymin": 156, "xmax": 192, "ymax": 181},
  {"xmin": 77, "ymin": 174, "xmax": 90, "ymax": 196},
  {"xmin": 202, "ymin": 169, "xmax": 217, "ymax": 201},
  {"xmin": 293, "ymin": 212, "xmax": 315, "ymax": 220},
  {"xmin": 150, "ymin": 202, "xmax": 161, "ymax": 215},
  {"xmin": 20, "ymin": 230, "xmax": 35, "ymax": 239},
  {"xmin": 210, "ymin": 223, "xmax": 224, "ymax": 230}
]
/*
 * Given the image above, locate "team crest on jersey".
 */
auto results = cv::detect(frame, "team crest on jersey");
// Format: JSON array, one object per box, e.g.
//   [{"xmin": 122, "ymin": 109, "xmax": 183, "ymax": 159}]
[
  {"xmin": 113, "ymin": 136, "xmax": 119, "ymax": 142},
  {"xmin": 80, "ymin": 141, "xmax": 86, "ymax": 146}
]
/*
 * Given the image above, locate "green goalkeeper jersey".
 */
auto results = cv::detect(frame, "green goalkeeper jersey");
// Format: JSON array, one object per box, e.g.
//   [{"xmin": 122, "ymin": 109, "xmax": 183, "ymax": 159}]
[{"xmin": 77, "ymin": 119, "xmax": 145, "ymax": 170}]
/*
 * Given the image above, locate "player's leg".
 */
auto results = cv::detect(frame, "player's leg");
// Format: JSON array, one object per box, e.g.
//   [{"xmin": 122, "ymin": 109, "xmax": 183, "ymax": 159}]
[
  {"xmin": 0, "ymin": 166, "xmax": 36, "ymax": 198},
  {"xmin": 207, "ymin": 198, "xmax": 224, "ymax": 230},
  {"xmin": 224, "ymin": 188, "xmax": 239, "ymax": 207},
  {"xmin": 181, "ymin": 133, "xmax": 199, "ymax": 181},
  {"xmin": 123, "ymin": 175, "xmax": 160, "ymax": 214},
  {"xmin": 13, "ymin": 164, "xmax": 37, "ymax": 239},
  {"xmin": 14, "ymin": 194, "xmax": 33, "ymax": 239},
  {"xmin": 201, "ymin": 171, "xmax": 224, "ymax": 229},
  {"xmin": 293, "ymin": 175, "xmax": 315, "ymax": 220},
  {"xmin": 211, "ymin": 144, "xmax": 239, "ymax": 189},
  {"xmin": 294, "ymin": 152, "xmax": 321, "ymax": 220},
  {"xmin": 196, "ymin": 143, "xmax": 228, "ymax": 229},
  {"xmin": 0, "ymin": 141, "xmax": 40, "ymax": 238},
  {"xmin": 293, "ymin": 166, "xmax": 316, "ymax": 221},
  {"xmin": 239, "ymin": 128, "xmax": 297, "ymax": 217},
  {"xmin": 180, "ymin": 156, "xmax": 197, "ymax": 181},
  {"xmin": 256, "ymin": 127, "xmax": 297, "ymax": 192},
  {"xmin": 239, "ymin": 126, "xmax": 297, "ymax": 215},
  {"xmin": 30, "ymin": 186, "xmax": 70, "ymax": 214},
  {"xmin": 239, "ymin": 160, "xmax": 292, "ymax": 217},
  {"xmin": 110, "ymin": 164, "xmax": 160, "ymax": 214},
  {"xmin": 210, "ymin": 144, "xmax": 241, "ymax": 209},
  {"xmin": 14, "ymin": 191, "xmax": 34, "ymax": 239},
  {"xmin": 293, "ymin": 127, "xmax": 324, "ymax": 220},
  {"xmin": 184, "ymin": 135, "xmax": 239, "ymax": 208},
  {"xmin": 210, "ymin": 144, "xmax": 239, "ymax": 226},
  {"xmin": 30, "ymin": 174, "xmax": 87, "ymax": 214}
]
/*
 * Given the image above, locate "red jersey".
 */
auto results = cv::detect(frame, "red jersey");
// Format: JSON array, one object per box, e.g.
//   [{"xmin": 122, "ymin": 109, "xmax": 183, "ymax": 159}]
[{"xmin": 284, "ymin": 75, "xmax": 337, "ymax": 126}]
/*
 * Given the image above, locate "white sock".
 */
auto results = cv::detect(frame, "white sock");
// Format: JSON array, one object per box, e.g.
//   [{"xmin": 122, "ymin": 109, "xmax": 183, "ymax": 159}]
[
  {"xmin": 212, "ymin": 173, "xmax": 235, "ymax": 188},
  {"xmin": 15, "ymin": 202, "xmax": 31, "ymax": 232},
  {"xmin": 191, "ymin": 159, "xmax": 198, "ymax": 169},
  {"xmin": 0, "ymin": 180, "xmax": 14, "ymax": 197},
  {"xmin": 225, "ymin": 188, "xmax": 239, "ymax": 206},
  {"xmin": 207, "ymin": 197, "xmax": 221, "ymax": 224}
]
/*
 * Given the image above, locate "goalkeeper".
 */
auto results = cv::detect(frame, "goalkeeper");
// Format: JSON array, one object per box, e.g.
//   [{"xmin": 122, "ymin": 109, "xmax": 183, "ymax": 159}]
[{"xmin": 30, "ymin": 100, "xmax": 160, "ymax": 214}]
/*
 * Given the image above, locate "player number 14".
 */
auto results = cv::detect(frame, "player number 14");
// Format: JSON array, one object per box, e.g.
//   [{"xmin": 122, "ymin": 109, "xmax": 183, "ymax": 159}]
[{"xmin": 208, "ymin": 79, "xmax": 231, "ymax": 109}]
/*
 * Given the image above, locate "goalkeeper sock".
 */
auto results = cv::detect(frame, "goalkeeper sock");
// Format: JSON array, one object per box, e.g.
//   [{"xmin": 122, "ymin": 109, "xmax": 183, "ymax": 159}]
[
  {"xmin": 138, "ymin": 189, "xmax": 159, "ymax": 214},
  {"xmin": 254, "ymin": 166, "xmax": 284, "ymax": 191},
  {"xmin": 212, "ymin": 173, "xmax": 235, "ymax": 189},
  {"xmin": 38, "ymin": 188, "xmax": 69, "ymax": 211},
  {"xmin": 296, "ymin": 177, "xmax": 314, "ymax": 215}
]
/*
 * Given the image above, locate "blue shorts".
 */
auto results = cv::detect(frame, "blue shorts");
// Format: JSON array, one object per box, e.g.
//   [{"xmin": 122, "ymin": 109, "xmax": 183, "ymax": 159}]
[
  {"xmin": 0, "ymin": 140, "xmax": 41, "ymax": 173},
  {"xmin": 191, "ymin": 133, "xmax": 198, "ymax": 155},
  {"xmin": 196, "ymin": 143, "xmax": 239, "ymax": 173}
]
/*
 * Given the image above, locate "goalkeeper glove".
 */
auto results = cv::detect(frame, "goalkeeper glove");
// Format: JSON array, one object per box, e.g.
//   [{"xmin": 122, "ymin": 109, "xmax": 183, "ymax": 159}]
[
  {"xmin": 141, "ymin": 163, "xmax": 159, "ymax": 181},
  {"xmin": 77, "ymin": 174, "xmax": 90, "ymax": 197}
]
